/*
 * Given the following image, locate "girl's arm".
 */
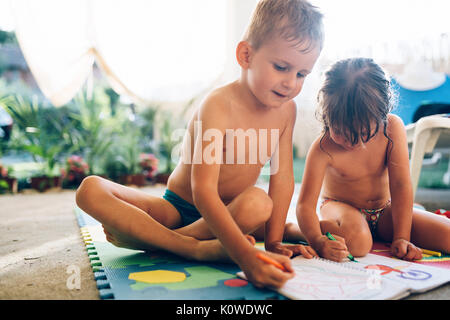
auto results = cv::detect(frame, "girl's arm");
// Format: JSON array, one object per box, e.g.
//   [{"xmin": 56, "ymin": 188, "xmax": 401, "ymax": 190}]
[
  {"xmin": 296, "ymin": 136, "xmax": 349, "ymax": 261},
  {"xmin": 386, "ymin": 114, "xmax": 422, "ymax": 260},
  {"xmin": 296, "ymin": 137, "xmax": 328, "ymax": 247}
]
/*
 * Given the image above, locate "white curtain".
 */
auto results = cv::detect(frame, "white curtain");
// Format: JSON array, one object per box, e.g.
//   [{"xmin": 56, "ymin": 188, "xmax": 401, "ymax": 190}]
[{"xmin": 9, "ymin": 0, "xmax": 228, "ymax": 106}]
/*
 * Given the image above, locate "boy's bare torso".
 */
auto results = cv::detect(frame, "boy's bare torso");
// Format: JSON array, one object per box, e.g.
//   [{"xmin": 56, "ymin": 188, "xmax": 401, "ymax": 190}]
[
  {"xmin": 321, "ymin": 125, "xmax": 391, "ymax": 210},
  {"xmin": 168, "ymin": 81, "xmax": 293, "ymax": 205}
]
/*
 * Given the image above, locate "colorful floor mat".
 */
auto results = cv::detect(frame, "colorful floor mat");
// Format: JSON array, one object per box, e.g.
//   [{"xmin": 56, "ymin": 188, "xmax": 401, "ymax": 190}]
[
  {"xmin": 76, "ymin": 206, "xmax": 449, "ymax": 300},
  {"xmin": 75, "ymin": 207, "xmax": 286, "ymax": 300}
]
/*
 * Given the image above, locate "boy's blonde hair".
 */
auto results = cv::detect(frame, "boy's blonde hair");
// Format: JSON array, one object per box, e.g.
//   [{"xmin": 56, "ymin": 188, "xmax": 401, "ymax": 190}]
[{"xmin": 243, "ymin": 0, "xmax": 324, "ymax": 52}]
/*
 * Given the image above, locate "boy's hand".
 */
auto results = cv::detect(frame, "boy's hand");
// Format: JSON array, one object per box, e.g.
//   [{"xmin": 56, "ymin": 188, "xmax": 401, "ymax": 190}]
[
  {"xmin": 391, "ymin": 238, "xmax": 423, "ymax": 261},
  {"xmin": 312, "ymin": 234, "xmax": 349, "ymax": 262},
  {"xmin": 239, "ymin": 248, "xmax": 294, "ymax": 289},
  {"xmin": 266, "ymin": 241, "xmax": 318, "ymax": 259}
]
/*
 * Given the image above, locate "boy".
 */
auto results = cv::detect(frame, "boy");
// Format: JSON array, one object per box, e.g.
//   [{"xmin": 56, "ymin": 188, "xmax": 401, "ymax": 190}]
[{"xmin": 76, "ymin": 0, "xmax": 323, "ymax": 289}]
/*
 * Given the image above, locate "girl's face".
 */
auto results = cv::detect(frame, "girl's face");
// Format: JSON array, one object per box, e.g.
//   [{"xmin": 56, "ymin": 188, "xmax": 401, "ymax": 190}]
[
  {"xmin": 329, "ymin": 124, "xmax": 378, "ymax": 151},
  {"xmin": 329, "ymin": 127, "xmax": 361, "ymax": 150},
  {"xmin": 245, "ymin": 37, "xmax": 320, "ymax": 109}
]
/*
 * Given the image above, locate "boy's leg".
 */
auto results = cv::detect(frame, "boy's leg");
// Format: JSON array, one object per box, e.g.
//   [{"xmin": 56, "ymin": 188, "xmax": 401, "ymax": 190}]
[
  {"xmin": 377, "ymin": 205, "xmax": 450, "ymax": 254},
  {"xmin": 174, "ymin": 186, "xmax": 272, "ymax": 240},
  {"xmin": 76, "ymin": 175, "xmax": 226, "ymax": 260},
  {"xmin": 319, "ymin": 201, "xmax": 373, "ymax": 257}
]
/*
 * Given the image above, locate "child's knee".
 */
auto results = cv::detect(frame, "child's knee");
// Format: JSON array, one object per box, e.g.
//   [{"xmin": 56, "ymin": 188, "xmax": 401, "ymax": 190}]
[
  {"xmin": 76, "ymin": 175, "xmax": 105, "ymax": 207},
  {"xmin": 443, "ymin": 228, "xmax": 450, "ymax": 253},
  {"xmin": 345, "ymin": 229, "xmax": 373, "ymax": 257},
  {"xmin": 242, "ymin": 188, "xmax": 273, "ymax": 223}
]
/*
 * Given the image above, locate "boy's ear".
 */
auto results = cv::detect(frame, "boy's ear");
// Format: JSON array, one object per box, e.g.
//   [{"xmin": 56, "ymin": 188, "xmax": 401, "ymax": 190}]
[{"xmin": 236, "ymin": 41, "xmax": 253, "ymax": 69}]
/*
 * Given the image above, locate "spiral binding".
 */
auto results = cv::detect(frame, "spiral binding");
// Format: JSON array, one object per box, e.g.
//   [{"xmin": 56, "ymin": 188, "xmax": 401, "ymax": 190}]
[{"xmin": 311, "ymin": 256, "xmax": 369, "ymax": 274}]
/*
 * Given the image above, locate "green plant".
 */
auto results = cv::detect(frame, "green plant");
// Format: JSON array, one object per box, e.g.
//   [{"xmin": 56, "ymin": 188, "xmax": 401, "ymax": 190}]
[
  {"xmin": 100, "ymin": 123, "xmax": 144, "ymax": 180},
  {"xmin": 1, "ymin": 94, "xmax": 64, "ymax": 177},
  {"xmin": 158, "ymin": 110, "xmax": 180, "ymax": 174},
  {"xmin": 104, "ymin": 87, "xmax": 120, "ymax": 116},
  {"xmin": 101, "ymin": 147, "xmax": 126, "ymax": 181},
  {"xmin": 135, "ymin": 105, "xmax": 159, "ymax": 153},
  {"xmin": 117, "ymin": 132, "xmax": 142, "ymax": 175},
  {"xmin": 65, "ymin": 90, "xmax": 114, "ymax": 175},
  {"xmin": 0, "ymin": 179, "xmax": 8, "ymax": 194},
  {"xmin": 0, "ymin": 161, "xmax": 10, "ymax": 193},
  {"xmin": 157, "ymin": 99, "xmax": 194, "ymax": 174}
]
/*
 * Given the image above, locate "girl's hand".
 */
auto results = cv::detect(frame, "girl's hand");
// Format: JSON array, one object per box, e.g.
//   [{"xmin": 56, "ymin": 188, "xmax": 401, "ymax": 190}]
[
  {"xmin": 312, "ymin": 234, "xmax": 350, "ymax": 262},
  {"xmin": 391, "ymin": 238, "xmax": 423, "ymax": 261},
  {"xmin": 266, "ymin": 241, "xmax": 318, "ymax": 259},
  {"xmin": 238, "ymin": 248, "xmax": 294, "ymax": 289}
]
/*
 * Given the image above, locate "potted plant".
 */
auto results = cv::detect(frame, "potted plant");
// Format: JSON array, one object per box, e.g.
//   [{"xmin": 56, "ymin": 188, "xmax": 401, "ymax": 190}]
[
  {"xmin": 118, "ymin": 131, "xmax": 147, "ymax": 187},
  {"xmin": 155, "ymin": 110, "xmax": 184, "ymax": 184},
  {"xmin": 139, "ymin": 153, "xmax": 158, "ymax": 183},
  {"xmin": 3, "ymin": 94, "xmax": 64, "ymax": 192},
  {"xmin": 26, "ymin": 143, "xmax": 64, "ymax": 192},
  {"xmin": 101, "ymin": 128, "xmax": 146, "ymax": 187},
  {"xmin": 0, "ymin": 162, "xmax": 17, "ymax": 194},
  {"xmin": 65, "ymin": 90, "xmax": 114, "ymax": 176},
  {"xmin": 62, "ymin": 155, "xmax": 89, "ymax": 188}
]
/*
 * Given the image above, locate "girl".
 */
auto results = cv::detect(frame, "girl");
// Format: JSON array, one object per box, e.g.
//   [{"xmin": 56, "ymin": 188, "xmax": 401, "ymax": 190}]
[{"xmin": 290, "ymin": 57, "xmax": 450, "ymax": 262}]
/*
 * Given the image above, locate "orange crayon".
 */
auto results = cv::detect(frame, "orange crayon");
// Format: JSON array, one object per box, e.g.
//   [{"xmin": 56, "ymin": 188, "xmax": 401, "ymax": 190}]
[{"xmin": 256, "ymin": 252, "xmax": 287, "ymax": 272}]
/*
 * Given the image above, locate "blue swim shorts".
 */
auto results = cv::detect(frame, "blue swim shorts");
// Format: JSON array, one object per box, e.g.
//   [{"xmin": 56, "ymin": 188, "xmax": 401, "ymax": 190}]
[{"xmin": 163, "ymin": 189, "xmax": 202, "ymax": 227}]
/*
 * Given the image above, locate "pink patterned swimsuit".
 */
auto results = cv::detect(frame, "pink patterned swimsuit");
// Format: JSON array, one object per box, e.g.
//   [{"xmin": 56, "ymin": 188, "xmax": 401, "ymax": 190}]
[{"xmin": 320, "ymin": 197, "xmax": 391, "ymax": 236}]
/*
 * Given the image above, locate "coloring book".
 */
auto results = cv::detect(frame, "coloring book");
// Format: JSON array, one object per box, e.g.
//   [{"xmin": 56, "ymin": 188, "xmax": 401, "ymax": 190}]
[{"xmin": 237, "ymin": 253, "xmax": 450, "ymax": 300}]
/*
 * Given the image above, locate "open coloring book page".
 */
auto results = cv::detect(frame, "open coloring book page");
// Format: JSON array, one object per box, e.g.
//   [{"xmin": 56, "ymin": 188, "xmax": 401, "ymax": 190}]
[
  {"xmin": 237, "ymin": 253, "xmax": 450, "ymax": 300},
  {"xmin": 340, "ymin": 253, "xmax": 450, "ymax": 292}
]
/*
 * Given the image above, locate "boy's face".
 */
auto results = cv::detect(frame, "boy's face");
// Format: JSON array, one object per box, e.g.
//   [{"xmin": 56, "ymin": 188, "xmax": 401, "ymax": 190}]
[{"xmin": 245, "ymin": 36, "xmax": 320, "ymax": 109}]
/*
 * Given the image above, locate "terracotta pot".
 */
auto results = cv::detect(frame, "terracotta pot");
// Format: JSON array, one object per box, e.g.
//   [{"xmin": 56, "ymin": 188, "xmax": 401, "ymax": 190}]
[
  {"xmin": 63, "ymin": 173, "xmax": 87, "ymax": 188},
  {"xmin": 1, "ymin": 177, "xmax": 18, "ymax": 193},
  {"xmin": 30, "ymin": 176, "xmax": 62, "ymax": 192},
  {"xmin": 155, "ymin": 173, "xmax": 171, "ymax": 185},
  {"xmin": 119, "ymin": 174, "xmax": 146, "ymax": 186}
]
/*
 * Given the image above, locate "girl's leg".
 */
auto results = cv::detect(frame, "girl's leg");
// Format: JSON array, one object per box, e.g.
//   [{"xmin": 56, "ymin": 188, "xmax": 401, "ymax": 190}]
[
  {"xmin": 75, "ymin": 175, "xmax": 227, "ymax": 261},
  {"xmin": 377, "ymin": 205, "xmax": 450, "ymax": 254},
  {"xmin": 319, "ymin": 201, "xmax": 373, "ymax": 257},
  {"xmin": 174, "ymin": 186, "xmax": 272, "ymax": 240},
  {"xmin": 283, "ymin": 201, "xmax": 373, "ymax": 256}
]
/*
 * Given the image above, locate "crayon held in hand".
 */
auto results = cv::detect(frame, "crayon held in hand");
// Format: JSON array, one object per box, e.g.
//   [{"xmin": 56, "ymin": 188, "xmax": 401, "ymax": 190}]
[
  {"xmin": 256, "ymin": 252, "xmax": 287, "ymax": 271},
  {"xmin": 325, "ymin": 232, "xmax": 357, "ymax": 262}
]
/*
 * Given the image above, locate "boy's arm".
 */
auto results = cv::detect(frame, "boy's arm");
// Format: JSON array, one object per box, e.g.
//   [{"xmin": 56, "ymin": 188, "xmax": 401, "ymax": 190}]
[
  {"xmin": 265, "ymin": 103, "xmax": 295, "ymax": 247},
  {"xmin": 265, "ymin": 102, "xmax": 313, "ymax": 257},
  {"xmin": 191, "ymin": 99, "xmax": 250, "ymax": 259},
  {"xmin": 386, "ymin": 114, "xmax": 422, "ymax": 260},
  {"xmin": 191, "ymin": 98, "xmax": 294, "ymax": 288}
]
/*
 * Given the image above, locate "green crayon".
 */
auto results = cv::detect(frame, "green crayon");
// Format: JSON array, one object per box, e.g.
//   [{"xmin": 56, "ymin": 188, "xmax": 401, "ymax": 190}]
[{"xmin": 325, "ymin": 232, "xmax": 357, "ymax": 262}]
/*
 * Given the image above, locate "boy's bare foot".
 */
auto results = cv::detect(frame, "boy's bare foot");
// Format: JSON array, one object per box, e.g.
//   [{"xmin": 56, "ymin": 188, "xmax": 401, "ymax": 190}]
[
  {"xmin": 283, "ymin": 222, "xmax": 307, "ymax": 243},
  {"xmin": 102, "ymin": 224, "xmax": 256, "ymax": 263},
  {"xmin": 102, "ymin": 225, "xmax": 158, "ymax": 252}
]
